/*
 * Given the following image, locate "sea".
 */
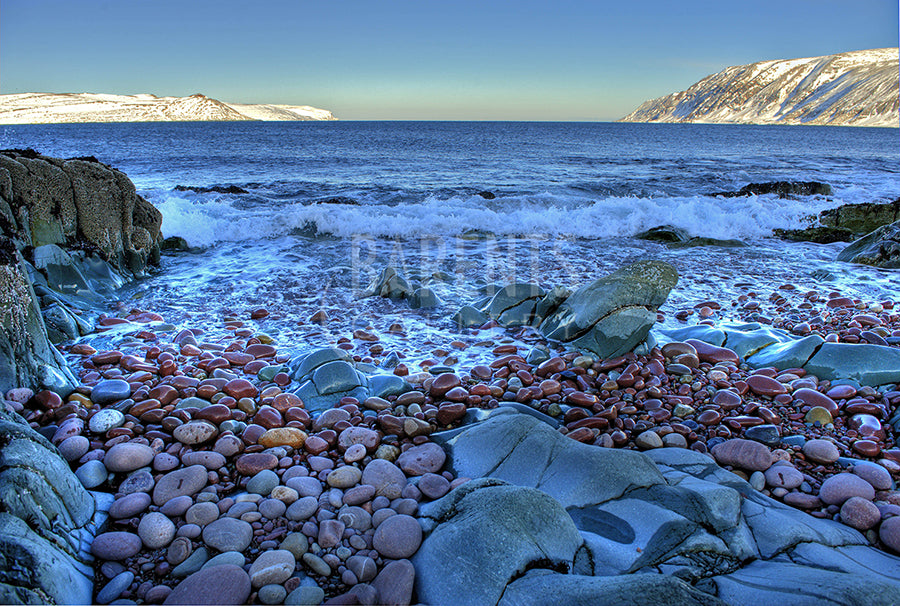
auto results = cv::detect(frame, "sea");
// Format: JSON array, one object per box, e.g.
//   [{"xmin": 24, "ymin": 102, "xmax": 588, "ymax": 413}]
[{"xmin": 2, "ymin": 121, "xmax": 899, "ymax": 365}]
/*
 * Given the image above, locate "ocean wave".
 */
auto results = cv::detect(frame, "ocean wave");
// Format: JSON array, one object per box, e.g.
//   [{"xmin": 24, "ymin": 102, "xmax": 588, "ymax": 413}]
[{"xmin": 153, "ymin": 191, "xmax": 845, "ymax": 248}]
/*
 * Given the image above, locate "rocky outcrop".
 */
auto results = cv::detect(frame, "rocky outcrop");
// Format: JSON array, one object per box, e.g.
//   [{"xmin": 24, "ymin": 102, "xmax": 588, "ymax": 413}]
[
  {"xmin": 418, "ymin": 409, "xmax": 900, "ymax": 605},
  {"xmin": 0, "ymin": 408, "xmax": 112, "ymax": 604},
  {"xmin": 657, "ymin": 322, "xmax": 900, "ymax": 386},
  {"xmin": 290, "ymin": 347, "xmax": 413, "ymax": 415},
  {"xmin": 837, "ymin": 220, "xmax": 900, "ymax": 269},
  {"xmin": 0, "ymin": 149, "xmax": 162, "ymax": 275},
  {"xmin": 0, "ymin": 149, "xmax": 162, "ymax": 394},
  {"xmin": 715, "ymin": 181, "xmax": 833, "ymax": 198},
  {"xmin": 821, "ymin": 198, "xmax": 900, "ymax": 235},
  {"xmin": 538, "ymin": 261, "xmax": 677, "ymax": 358},
  {"xmin": 446, "ymin": 261, "xmax": 678, "ymax": 359},
  {"xmin": 776, "ymin": 198, "xmax": 900, "ymax": 244}
]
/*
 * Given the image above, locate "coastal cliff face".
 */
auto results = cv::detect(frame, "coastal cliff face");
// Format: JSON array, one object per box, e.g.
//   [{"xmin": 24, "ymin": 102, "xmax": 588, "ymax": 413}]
[
  {"xmin": 621, "ymin": 48, "xmax": 899, "ymax": 127},
  {"xmin": 0, "ymin": 93, "xmax": 338, "ymax": 124},
  {"xmin": 0, "ymin": 149, "xmax": 162, "ymax": 395}
]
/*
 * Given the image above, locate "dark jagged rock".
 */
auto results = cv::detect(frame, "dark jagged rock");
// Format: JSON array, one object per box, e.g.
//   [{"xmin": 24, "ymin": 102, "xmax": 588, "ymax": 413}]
[
  {"xmin": 714, "ymin": 181, "xmax": 832, "ymax": 198},
  {"xmin": 774, "ymin": 226, "xmax": 856, "ymax": 244},
  {"xmin": 160, "ymin": 236, "xmax": 190, "ymax": 251},
  {"xmin": 837, "ymin": 220, "xmax": 900, "ymax": 268},
  {"xmin": 820, "ymin": 198, "xmax": 900, "ymax": 235},
  {"xmin": 636, "ymin": 225, "xmax": 691, "ymax": 243},
  {"xmin": 477, "ymin": 191, "xmax": 496, "ymax": 200},
  {"xmin": 173, "ymin": 184, "xmax": 249, "ymax": 194},
  {"xmin": 669, "ymin": 237, "xmax": 746, "ymax": 248}
]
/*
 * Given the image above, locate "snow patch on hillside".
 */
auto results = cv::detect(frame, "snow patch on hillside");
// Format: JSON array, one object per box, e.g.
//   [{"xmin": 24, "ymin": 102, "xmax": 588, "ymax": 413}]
[
  {"xmin": 621, "ymin": 48, "xmax": 899, "ymax": 127},
  {"xmin": 0, "ymin": 93, "xmax": 337, "ymax": 124}
]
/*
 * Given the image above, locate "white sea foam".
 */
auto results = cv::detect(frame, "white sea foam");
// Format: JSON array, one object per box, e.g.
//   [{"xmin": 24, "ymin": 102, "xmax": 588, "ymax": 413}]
[{"xmin": 155, "ymin": 191, "xmax": 843, "ymax": 247}]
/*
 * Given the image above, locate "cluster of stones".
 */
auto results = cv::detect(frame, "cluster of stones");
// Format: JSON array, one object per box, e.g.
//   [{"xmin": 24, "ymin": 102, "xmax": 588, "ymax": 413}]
[
  {"xmin": 4, "ymin": 310, "xmax": 490, "ymax": 605},
  {"xmin": 675, "ymin": 284, "xmax": 900, "ymax": 348}
]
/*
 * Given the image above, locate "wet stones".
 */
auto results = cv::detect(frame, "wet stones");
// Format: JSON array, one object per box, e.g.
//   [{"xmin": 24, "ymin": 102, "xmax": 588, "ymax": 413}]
[
  {"xmin": 163, "ymin": 565, "xmax": 251, "ymax": 605},
  {"xmin": 362, "ymin": 459, "xmax": 407, "ymax": 499},
  {"xmin": 248, "ymin": 550, "xmax": 295, "ymax": 588},
  {"xmin": 138, "ymin": 512, "xmax": 176, "ymax": 549},
  {"xmin": 90, "ymin": 379, "xmax": 131, "ymax": 406}
]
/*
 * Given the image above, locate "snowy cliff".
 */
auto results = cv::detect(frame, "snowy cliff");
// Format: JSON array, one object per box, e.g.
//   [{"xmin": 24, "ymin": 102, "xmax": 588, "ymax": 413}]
[
  {"xmin": 620, "ymin": 48, "xmax": 899, "ymax": 127},
  {"xmin": 0, "ymin": 93, "xmax": 337, "ymax": 123}
]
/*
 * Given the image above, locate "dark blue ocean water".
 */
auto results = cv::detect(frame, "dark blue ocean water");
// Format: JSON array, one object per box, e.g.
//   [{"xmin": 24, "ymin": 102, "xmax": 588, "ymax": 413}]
[{"xmin": 2, "ymin": 121, "xmax": 898, "ymax": 356}]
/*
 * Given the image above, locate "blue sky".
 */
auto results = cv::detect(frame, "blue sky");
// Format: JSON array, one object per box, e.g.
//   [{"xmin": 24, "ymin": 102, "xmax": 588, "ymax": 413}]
[{"xmin": 1, "ymin": 0, "xmax": 897, "ymax": 120}]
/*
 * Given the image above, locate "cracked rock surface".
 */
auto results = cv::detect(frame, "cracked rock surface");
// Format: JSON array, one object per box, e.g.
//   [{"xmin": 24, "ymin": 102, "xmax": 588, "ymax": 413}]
[{"xmin": 417, "ymin": 408, "xmax": 900, "ymax": 606}]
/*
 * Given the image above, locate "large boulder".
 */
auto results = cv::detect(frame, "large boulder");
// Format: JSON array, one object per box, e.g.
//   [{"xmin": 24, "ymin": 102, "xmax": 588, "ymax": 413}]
[
  {"xmin": 418, "ymin": 408, "xmax": 900, "ymax": 605},
  {"xmin": 0, "ymin": 408, "xmax": 108, "ymax": 604},
  {"xmin": 837, "ymin": 220, "xmax": 900, "ymax": 268},
  {"xmin": 0, "ymin": 150, "xmax": 162, "ymax": 277},
  {"xmin": 538, "ymin": 260, "xmax": 677, "ymax": 358},
  {"xmin": 414, "ymin": 478, "xmax": 587, "ymax": 606}
]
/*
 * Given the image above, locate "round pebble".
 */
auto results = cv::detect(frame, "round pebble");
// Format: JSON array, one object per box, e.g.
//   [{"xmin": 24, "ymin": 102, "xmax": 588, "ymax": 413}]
[
  {"xmin": 90, "ymin": 379, "xmax": 131, "ymax": 406},
  {"xmin": 711, "ymin": 439, "xmax": 772, "ymax": 472},
  {"xmin": 75, "ymin": 460, "xmax": 108, "ymax": 488},
  {"xmin": 258, "ymin": 584, "xmax": 288, "ymax": 605},
  {"xmin": 819, "ymin": 473, "xmax": 876, "ymax": 506},
  {"xmin": 153, "ymin": 465, "xmax": 209, "ymax": 505},
  {"xmin": 249, "ymin": 549, "xmax": 296, "ymax": 588},
  {"xmin": 104, "ymin": 442, "xmax": 155, "ymax": 472},
  {"xmin": 634, "ymin": 430, "xmax": 663, "ymax": 450},
  {"xmin": 327, "ymin": 465, "xmax": 362, "ymax": 489},
  {"xmin": 139, "ymin": 511, "xmax": 176, "ymax": 549},
  {"xmin": 163, "ymin": 564, "xmax": 250, "ymax": 605},
  {"xmin": 372, "ymin": 513, "xmax": 422, "ymax": 558},
  {"xmin": 57, "ymin": 435, "xmax": 90, "ymax": 462},
  {"xmin": 202, "ymin": 517, "xmax": 253, "ymax": 552},
  {"xmin": 96, "ymin": 571, "xmax": 134, "ymax": 604},
  {"xmin": 362, "ymin": 459, "xmax": 408, "ymax": 499},
  {"xmin": 109, "ymin": 492, "xmax": 152, "ymax": 519},
  {"xmin": 185, "ymin": 502, "xmax": 220, "ymax": 526},
  {"xmin": 418, "ymin": 473, "xmax": 451, "ymax": 499},
  {"xmin": 286, "ymin": 496, "xmax": 318, "ymax": 521},
  {"xmin": 853, "ymin": 462, "xmax": 893, "ymax": 491},
  {"xmin": 160, "ymin": 495, "xmax": 194, "ymax": 517},
  {"xmin": 88, "ymin": 408, "xmax": 125, "ymax": 433},
  {"xmin": 880, "ymin": 517, "xmax": 900, "ymax": 554},
  {"xmin": 764, "ymin": 464, "xmax": 804, "ymax": 490},
  {"xmin": 247, "ymin": 469, "xmax": 280, "ymax": 496},
  {"xmin": 396, "ymin": 442, "xmax": 446, "ymax": 475},
  {"xmin": 92, "ymin": 532, "xmax": 142, "ymax": 561},
  {"xmin": 802, "ymin": 439, "xmax": 840, "ymax": 464},
  {"xmin": 840, "ymin": 496, "xmax": 881, "ymax": 530}
]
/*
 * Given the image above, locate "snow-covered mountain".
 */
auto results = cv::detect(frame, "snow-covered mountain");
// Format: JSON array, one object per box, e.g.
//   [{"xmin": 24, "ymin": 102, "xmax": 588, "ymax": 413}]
[
  {"xmin": 0, "ymin": 93, "xmax": 337, "ymax": 123},
  {"xmin": 620, "ymin": 48, "xmax": 898, "ymax": 127}
]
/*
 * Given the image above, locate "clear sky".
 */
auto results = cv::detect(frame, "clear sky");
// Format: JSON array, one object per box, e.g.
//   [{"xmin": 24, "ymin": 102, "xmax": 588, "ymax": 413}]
[{"xmin": 1, "ymin": 0, "xmax": 897, "ymax": 120}]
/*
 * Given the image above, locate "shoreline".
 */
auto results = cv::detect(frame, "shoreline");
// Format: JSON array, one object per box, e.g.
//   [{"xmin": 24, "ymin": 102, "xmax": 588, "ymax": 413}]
[{"xmin": 3, "ymin": 149, "xmax": 900, "ymax": 604}]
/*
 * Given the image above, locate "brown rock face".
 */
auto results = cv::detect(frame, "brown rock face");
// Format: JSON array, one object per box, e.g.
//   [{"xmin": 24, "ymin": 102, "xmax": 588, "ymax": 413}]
[{"xmin": 0, "ymin": 150, "xmax": 162, "ymax": 275}]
